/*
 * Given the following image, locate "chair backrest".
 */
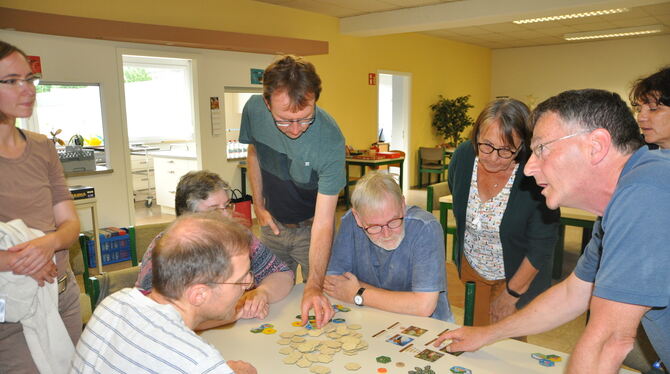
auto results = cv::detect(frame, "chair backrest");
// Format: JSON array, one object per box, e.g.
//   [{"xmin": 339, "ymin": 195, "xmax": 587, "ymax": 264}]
[
  {"xmin": 426, "ymin": 181, "xmax": 451, "ymax": 212},
  {"xmin": 419, "ymin": 147, "xmax": 444, "ymax": 163},
  {"xmin": 89, "ymin": 266, "xmax": 141, "ymax": 309}
]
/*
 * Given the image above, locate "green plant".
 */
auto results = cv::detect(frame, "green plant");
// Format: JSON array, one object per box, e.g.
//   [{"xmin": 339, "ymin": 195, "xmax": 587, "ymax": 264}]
[{"xmin": 429, "ymin": 95, "xmax": 474, "ymax": 147}]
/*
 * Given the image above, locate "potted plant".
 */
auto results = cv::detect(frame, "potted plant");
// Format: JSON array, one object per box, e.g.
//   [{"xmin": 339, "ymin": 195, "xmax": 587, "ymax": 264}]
[{"xmin": 429, "ymin": 95, "xmax": 474, "ymax": 148}]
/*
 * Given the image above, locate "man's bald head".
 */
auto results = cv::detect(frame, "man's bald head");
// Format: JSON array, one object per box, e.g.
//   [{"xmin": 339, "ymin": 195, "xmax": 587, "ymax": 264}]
[{"xmin": 152, "ymin": 212, "xmax": 251, "ymax": 300}]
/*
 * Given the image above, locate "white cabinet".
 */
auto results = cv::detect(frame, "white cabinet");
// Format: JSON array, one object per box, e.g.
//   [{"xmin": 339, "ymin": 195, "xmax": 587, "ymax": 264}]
[
  {"xmin": 130, "ymin": 153, "xmax": 155, "ymax": 204},
  {"xmin": 153, "ymin": 155, "xmax": 198, "ymax": 213}
]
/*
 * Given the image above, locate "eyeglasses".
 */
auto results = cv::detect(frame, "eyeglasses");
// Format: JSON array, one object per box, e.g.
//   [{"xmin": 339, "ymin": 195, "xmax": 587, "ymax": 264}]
[
  {"xmin": 362, "ymin": 217, "xmax": 404, "ymax": 235},
  {"xmin": 530, "ymin": 130, "xmax": 589, "ymax": 159},
  {"xmin": 209, "ymin": 270, "xmax": 254, "ymax": 290},
  {"xmin": 265, "ymin": 102, "xmax": 315, "ymax": 128},
  {"xmin": 0, "ymin": 76, "xmax": 40, "ymax": 87},
  {"xmin": 477, "ymin": 143, "xmax": 522, "ymax": 159},
  {"xmin": 220, "ymin": 201, "xmax": 235, "ymax": 213},
  {"xmin": 272, "ymin": 117, "xmax": 315, "ymax": 128}
]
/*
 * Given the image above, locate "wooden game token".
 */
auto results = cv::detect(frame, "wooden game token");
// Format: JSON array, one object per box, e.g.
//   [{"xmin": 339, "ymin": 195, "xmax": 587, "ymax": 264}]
[
  {"xmin": 296, "ymin": 357, "xmax": 312, "ymax": 368},
  {"xmin": 277, "ymin": 338, "xmax": 291, "ymax": 345},
  {"xmin": 310, "ymin": 365, "xmax": 331, "ymax": 374},
  {"xmin": 280, "ymin": 331, "xmax": 294, "ymax": 338},
  {"xmin": 291, "ymin": 336, "xmax": 306, "ymax": 343},
  {"xmin": 318, "ymin": 354, "xmax": 333, "ymax": 363},
  {"xmin": 278, "ymin": 347, "xmax": 293, "ymax": 355},
  {"xmin": 348, "ymin": 324, "xmax": 362, "ymax": 330},
  {"xmin": 283, "ymin": 351, "xmax": 302, "ymax": 364},
  {"xmin": 344, "ymin": 362, "xmax": 361, "ymax": 371}
]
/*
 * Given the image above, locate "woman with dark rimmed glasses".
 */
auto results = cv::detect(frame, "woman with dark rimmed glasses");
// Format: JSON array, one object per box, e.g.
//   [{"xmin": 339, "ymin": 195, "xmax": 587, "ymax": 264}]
[{"xmin": 447, "ymin": 98, "xmax": 559, "ymax": 328}]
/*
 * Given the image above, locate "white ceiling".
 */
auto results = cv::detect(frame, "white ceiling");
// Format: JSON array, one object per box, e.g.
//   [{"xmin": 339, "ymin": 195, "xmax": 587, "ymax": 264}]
[{"xmin": 255, "ymin": 0, "xmax": 670, "ymax": 48}]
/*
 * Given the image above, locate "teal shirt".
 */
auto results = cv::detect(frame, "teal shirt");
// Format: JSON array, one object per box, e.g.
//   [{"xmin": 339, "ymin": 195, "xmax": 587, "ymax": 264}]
[{"xmin": 239, "ymin": 95, "xmax": 345, "ymax": 224}]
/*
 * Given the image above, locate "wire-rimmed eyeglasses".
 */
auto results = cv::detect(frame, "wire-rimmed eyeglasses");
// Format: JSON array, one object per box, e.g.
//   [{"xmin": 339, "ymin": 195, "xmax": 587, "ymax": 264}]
[
  {"xmin": 530, "ymin": 130, "xmax": 589, "ymax": 159},
  {"xmin": 0, "ymin": 76, "xmax": 40, "ymax": 88},
  {"xmin": 209, "ymin": 270, "xmax": 254, "ymax": 290}
]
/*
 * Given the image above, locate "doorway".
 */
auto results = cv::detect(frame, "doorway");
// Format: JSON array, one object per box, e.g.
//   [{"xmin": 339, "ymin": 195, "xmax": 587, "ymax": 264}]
[{"xmin": 377, "ymin": 71, "xmax": 411, "ymax": 193}]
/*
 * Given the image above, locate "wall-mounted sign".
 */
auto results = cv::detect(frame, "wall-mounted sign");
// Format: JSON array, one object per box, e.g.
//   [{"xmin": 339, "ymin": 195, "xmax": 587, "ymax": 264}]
[{"xmin": 368, "ymin": 73, "xmax": 376, "ymax": 85}]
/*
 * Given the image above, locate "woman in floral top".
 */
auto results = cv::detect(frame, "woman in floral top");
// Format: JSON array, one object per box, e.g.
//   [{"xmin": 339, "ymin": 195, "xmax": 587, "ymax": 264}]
[{"xmin": 448, "ymin": 98, "xmax": 559, "ymax": 327}]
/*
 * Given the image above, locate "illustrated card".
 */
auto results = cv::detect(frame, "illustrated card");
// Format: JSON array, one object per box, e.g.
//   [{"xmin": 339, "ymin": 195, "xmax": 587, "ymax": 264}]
[
  {"xmin": 386, "ymin": 334, "xmax": 414, "ymax": 347},
  {"xmin": 439, "ymin": 346, "xmax": 464, "ymax": 356},
  {"xmin": 415, "ymin": 348, "xmax": 444, "ymax": 362},
  {"xmin": 401, "ymin": 325, "xmax": 428, "ymax": 337}
]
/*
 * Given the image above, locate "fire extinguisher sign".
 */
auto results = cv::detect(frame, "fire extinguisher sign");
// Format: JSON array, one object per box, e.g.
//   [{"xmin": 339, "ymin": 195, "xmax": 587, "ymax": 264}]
[{"xmin": 368, "ymin": 73, "xmax": 376, "ymax": 85}]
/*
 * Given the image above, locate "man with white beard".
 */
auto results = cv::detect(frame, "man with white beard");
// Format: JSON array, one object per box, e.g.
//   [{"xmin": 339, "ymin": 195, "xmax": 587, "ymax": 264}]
[{"xmin": 324, "ymin": 172, "xmax": 453, "ymax": 322}]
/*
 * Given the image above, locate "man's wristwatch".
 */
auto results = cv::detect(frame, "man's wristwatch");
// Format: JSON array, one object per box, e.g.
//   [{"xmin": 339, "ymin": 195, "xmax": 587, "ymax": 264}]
[
  {"xmin": 354, "ymin": 287, "xmax": 366, "ymax": 306},
  {"xmin": 506, "ymin": 282, "xmax": 521, "ymax": 298}
]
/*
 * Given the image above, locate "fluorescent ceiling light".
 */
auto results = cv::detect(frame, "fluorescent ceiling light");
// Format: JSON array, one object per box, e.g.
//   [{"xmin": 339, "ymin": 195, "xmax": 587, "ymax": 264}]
[
  {"xmin": 513, "ymin": 8, "xmax": 628, "ymax": 24},
  {"xmin": 564, "ymin": 25, "xmax": 664, "ymax": 41}
]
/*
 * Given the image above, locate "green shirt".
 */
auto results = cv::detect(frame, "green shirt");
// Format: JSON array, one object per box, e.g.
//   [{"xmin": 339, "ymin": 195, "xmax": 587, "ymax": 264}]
[{"xmin": 239, "ymin": 95, "xmax": 345, "ymax": 224}]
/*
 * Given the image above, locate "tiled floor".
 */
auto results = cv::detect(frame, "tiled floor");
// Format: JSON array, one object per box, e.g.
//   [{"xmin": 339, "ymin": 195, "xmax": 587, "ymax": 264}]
[{"xmin": 129, "ymin": 187, "xmax": 588, "ymax": 354}]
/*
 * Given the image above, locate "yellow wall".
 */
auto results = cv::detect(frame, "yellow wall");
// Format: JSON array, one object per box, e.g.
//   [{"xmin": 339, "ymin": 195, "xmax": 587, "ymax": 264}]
[{"xmin": 2, "ymin": 0, "xmax": 491, "ymax": 186}]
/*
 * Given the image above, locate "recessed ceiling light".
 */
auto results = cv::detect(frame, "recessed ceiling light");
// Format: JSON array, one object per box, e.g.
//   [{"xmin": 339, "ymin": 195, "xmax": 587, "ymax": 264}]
[
  {"xmin": 513, "ymin": 8, "xmax": 628, "ymax": 24},
  {"xmin": 564, "ymin": 25, "xmax": 664, "ymax": 41}
]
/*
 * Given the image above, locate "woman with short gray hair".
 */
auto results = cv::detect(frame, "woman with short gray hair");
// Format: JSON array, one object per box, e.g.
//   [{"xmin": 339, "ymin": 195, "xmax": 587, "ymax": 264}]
[{"xmin": 136, "ymin": 170, "xmax": 294, "ymax": 329}]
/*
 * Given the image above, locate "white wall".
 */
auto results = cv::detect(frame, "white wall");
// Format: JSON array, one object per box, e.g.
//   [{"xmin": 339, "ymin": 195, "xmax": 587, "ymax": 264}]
[
  {"xmin": 1, "ymin": 30, "xmax": 273, "ymax": 228},
  {"xmin": 492, "ymin": 34, "xmax": 670, "ymax": 108}
]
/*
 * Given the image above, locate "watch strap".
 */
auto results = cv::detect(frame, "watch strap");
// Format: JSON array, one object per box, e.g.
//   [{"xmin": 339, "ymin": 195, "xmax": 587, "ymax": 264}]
[{"xmin": 506, "ymin": 282, "xmax": 521, "ymax": 298}]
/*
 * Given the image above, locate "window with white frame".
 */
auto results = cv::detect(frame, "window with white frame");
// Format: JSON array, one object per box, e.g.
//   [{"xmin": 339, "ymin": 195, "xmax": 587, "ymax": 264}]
[
  {"xmin": 20, "ymin": 82, "xmax": 105, "ymax": 148},
  {"xmin": 123, "ymin": 55, "xmax": 196, "ymax": 144}
]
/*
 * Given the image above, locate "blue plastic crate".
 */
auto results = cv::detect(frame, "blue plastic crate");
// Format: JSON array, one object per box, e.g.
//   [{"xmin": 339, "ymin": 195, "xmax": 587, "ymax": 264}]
[{"xmin": 86, "ymin": 233, "xmax": 131, "ymax": 268}]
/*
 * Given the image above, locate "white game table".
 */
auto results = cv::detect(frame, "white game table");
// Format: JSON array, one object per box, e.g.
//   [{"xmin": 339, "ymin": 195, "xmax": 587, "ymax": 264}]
[{"xmin": 201, "ymin": 284, "xmax": 636, "ymax": 374}]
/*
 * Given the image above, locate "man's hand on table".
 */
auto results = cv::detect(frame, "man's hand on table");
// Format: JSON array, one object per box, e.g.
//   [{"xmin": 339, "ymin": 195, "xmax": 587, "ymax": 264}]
[
  {"xmin": 301, "ymin": 284, "xmax": 334, "ymax": 328},
  {"xmin": 433, "ymin": 326, "xmax": 495, "ymax": 353},
  {"xmin": 227, "ymin": 360, "xmax": 257, "ymax": 374},
  {"xmin": 236, "ymin": 288, "xmax": 271, "ymax": 320},
  {"xmin": 323, "ymin": 272, "xmax": 360, "ymax": 302}
]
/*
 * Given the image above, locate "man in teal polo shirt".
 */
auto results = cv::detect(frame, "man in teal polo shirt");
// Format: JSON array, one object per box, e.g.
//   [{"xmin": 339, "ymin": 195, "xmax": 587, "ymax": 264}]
[{"xmin": 239, "ymin": 55, "xmax": 345, "ymax": 327}]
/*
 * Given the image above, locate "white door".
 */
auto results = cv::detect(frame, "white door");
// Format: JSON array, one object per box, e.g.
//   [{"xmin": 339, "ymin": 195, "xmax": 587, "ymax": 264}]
[{"xmin": 378, "ymin": 71, "xmax": 411, "ymax": 192}]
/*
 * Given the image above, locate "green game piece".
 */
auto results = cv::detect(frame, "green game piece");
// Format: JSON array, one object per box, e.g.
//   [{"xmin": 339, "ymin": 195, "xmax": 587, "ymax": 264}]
[{"xmin": 376, "ymin": 355, "xmax": 391, "ymax": 364}]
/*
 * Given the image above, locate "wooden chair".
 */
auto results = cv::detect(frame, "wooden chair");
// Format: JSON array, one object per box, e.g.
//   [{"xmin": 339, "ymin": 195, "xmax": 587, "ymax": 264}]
[{"xmin": 418, "ymin": 147, "xmax": 448, "ymax": 188}]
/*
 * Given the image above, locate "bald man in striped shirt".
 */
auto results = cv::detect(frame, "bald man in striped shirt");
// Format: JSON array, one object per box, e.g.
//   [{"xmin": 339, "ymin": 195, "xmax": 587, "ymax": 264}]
[{"xmin": 71, "ymin": 213, "xmax": 257, "ymax": 374}]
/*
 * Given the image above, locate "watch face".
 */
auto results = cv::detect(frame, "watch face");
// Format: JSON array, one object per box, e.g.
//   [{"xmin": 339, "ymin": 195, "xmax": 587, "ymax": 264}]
[{"xmin": 354, "ymin": 295, "xmax": 363, "ymax": 306}]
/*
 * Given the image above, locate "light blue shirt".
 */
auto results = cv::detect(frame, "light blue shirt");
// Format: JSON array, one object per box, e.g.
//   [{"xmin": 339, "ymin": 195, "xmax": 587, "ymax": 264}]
[
  {"xmin": 327, "ymin": 206, "xmax": 453, "ymax": 322},
  {"xmin": 575, "ymin": 147, "xmax": 670, "ymax": 366}
]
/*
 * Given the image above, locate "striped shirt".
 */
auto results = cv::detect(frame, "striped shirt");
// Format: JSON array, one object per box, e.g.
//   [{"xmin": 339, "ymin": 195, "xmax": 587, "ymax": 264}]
[{"xmin": 71, "ymin": 288, "xmax": 233, "ymax": 374}]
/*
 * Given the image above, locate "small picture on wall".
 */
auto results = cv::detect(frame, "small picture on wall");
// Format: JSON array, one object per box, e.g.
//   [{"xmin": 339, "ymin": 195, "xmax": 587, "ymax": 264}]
[{"xmin": 250, "ymin": 68, "xmax": 264, "ymax": 84}]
